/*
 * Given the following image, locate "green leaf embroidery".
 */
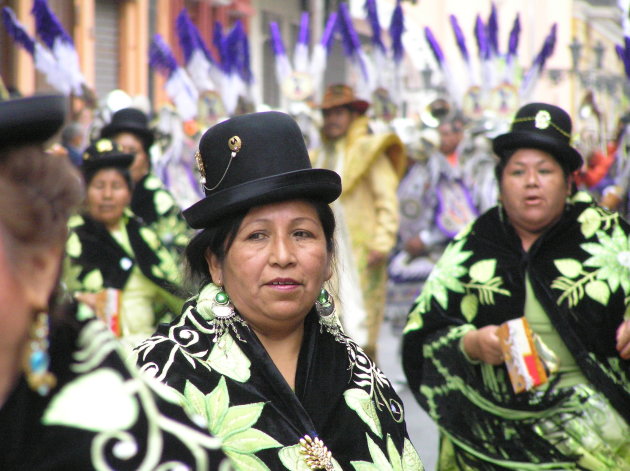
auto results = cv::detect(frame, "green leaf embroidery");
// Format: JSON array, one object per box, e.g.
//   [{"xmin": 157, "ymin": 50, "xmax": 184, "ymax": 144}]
[
  {"xmin": 182, "ymin": 376, "xmax": 281, "ymax": 468},
  {"xmin": 222, "ymin": 428, "xmax": 282, "ymax": 453},
  {"xmin": 460, "ymin": 294, "xmax": 479, "ymax": 322},
  {"xmin": 344, "ymin": 388, "xmax": 382, "ymax": 438},
  {"xmin": 224, "ymin": 451, "xmax": 271, "ymax": 471},
  {"xmin": 351, "ymin": 434, "xmax": 394, "ymax": 471},
  {"xmin": 83, "ymin": 269, "xmax": 104, "ymax": 291},
  {"xmin": 43, "ymin": 369, "xmax": 138, "ymax": 431},
  {"xmin": 204, "ymin": 377, "xmax": 229, "ymax": 432},
  {"xmin": 208, "ymin": 334, "xmax": 251, "ymax": 383},
  {"xmin": 387, "ymin": 436, "xmax": 403, "ymax": 471},
  {"xmin": 216, "ymin": 403, "xmax": 265, "ymax": 438},
  {"xmin": 585, "ymin": 280, "xmax": 610, "ymax": 305},
  {"xmin": 577, "ymin": 207, "xmax": 602, "ymax": 238},
  {"xmin": 469, "ymin": 259, "xmax": 496, "ymax": 283},
  {"xmin": 402, "ymin": 438, "xmax": 424, "ymax": 470},
  {"xmin": 554, "ymin": 259, "xmax": 582, "ymax": 279}
]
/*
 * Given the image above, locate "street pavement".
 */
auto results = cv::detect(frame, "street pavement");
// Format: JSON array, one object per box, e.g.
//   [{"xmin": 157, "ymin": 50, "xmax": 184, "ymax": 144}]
[{"xmin": 377, "ymin": 317, "xmax": 439, "ymax": 471}]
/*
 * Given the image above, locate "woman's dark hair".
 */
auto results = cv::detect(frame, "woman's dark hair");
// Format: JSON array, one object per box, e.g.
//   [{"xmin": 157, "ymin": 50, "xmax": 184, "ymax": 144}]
[
  {"xmin": 494, "ymin": 148, "xmax": 572, "ymax": 186},
  {"xmin": 185, "ymin": 199, "xmax": 336, "ymax": 290},
  {"xmin": 83, "ymin": 166, "xmax": 134, "ymax": 191}
]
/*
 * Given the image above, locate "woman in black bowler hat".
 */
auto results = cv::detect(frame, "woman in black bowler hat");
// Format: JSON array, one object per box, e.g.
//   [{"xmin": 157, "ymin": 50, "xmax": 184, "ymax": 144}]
[
  {"xmin": 403, "ymin": 102, "xmax": 630, "ymax": 470},
  {"xmin": 135, "ymin": 111, "xmax": 424, "ymax": 470},
  {"xmin": 0, "ymin": 95, "xmax": 228, "ymax": 470},
  {"xmin": 64, "ymin": 138, "xmax": 186, "ymax": 350},
  {"xmin": 100, "ymin": 107, "xmax": 191, "ymax": 256}
]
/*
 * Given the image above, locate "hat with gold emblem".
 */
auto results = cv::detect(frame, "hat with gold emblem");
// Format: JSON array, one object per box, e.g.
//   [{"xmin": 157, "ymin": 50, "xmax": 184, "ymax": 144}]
[
  {"xmin": 183, "ymin": 111, "xmax": 342, "ymax": 229},
  {"xmin": 492, "ymin": 102, "xmax": 583, "ymax": 172},
  {"xmin": 81, "ymin": 138, "xmax": 134, "ymax": 172}
]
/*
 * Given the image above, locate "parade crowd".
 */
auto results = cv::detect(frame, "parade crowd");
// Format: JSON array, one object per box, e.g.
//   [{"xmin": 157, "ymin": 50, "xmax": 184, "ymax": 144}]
[{"xmin": 0, "ymin": 76, "xmax": 629, "ymax": 471}]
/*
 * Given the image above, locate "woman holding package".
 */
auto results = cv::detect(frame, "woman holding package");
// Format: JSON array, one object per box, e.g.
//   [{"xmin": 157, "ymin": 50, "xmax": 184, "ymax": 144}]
[
  {"xmin": 64, "ymin": 138, "xmax": 186, "ymax": 349},
  {"xmin": 402, "ymin": 102, "xmax": 630, "ymax": 470},
  {"xmin": 0, "ymin": 95, "xmax": 227, "ymax": 469},
  {"xmin": 136, "ymin": 111, "xmax": 423, "ymax": 470}
]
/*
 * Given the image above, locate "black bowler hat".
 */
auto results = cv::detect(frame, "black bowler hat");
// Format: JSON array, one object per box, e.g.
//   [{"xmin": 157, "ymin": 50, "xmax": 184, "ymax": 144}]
[
  {"xmin": 183, "ymin": 111, "xmax": 342, "ymax": 229},
  {"xmin": 81, "ymin": 138, "xmax": 134, "ymax": 172},
  {"xmin": 493, "ymin": 102, "xmax": 583, "ymax": 172},
  {"xmin": 0, "ymin": 94, "xmax": 66, "ymax": 149},
  {"xmin": 100, "ymin": 107, "xmax": 155, "ymax": 151}
]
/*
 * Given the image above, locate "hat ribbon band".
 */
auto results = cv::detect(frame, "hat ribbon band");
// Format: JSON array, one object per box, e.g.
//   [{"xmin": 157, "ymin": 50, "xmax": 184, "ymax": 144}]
[{"xmin": 511, "ymin": 116, "xmax": 572, "ymax": 139}]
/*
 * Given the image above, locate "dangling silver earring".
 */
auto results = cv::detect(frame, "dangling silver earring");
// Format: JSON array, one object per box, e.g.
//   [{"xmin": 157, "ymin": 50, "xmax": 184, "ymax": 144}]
[
  {"xmin": 23, "ymin": 312, "xmax": 56, "ymax": 396},
  {"xmin": 315, "ymin": 288, "xmax": 344, "ymax": 342},
  {"xmin": 211, "ymin": 286, "xmax": 247, "ymax": 343}
]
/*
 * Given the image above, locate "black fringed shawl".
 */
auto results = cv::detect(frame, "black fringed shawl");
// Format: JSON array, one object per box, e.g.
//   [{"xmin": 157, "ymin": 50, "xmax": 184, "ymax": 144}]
[
  {"xmin": 135, "ymin": 284, "xmax": 423, "ymax": 470},
  {"xmin": 402, "ymin": 192, "xmax": 630, "ymax": 469}
]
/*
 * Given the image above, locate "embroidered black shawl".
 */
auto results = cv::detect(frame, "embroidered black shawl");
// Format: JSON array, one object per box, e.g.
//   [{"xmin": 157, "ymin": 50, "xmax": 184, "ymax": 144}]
[{"xmin": 402, "ymin": 193, "xmax": 630, "ymax": 469}]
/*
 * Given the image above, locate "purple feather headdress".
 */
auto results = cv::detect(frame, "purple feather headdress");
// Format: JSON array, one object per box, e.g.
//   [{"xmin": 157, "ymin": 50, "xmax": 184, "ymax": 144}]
[
  {"xmin": 424, "ymin": 26, "xmax": 445, "ymax": 66},
  {"xmin": 2, "ymin": 7, "xmax": 35, "ymax": 55},
  {"xmin": 474, "ymin": 15, "xmax": 490, "ymax": 61},
  {"xmin": 507, "ymin": 14, "xmax": 521, "ymax": 58},
  {"xmin": 337, "ymin": 3, "xmax": 361, "ymax": 58},
  {"xmin": 298, "ymin": 11, "xmax": 310, "ymax": 48},
  {"xmin": 213, "ymin": 21, "xmax": 228, "ymax": 72},
  {"xmin": 389, "ymin": 0, "xmax": 404, "ymax": 64},
  {"xmin": 449, "ymin": 14, "xmax": 469, "ymax": 63},
  {"xmin": 176, "ymin": 8, "xmax": 213, "ymax": 64},
  {"xmin": 269, "ymin": 22, "xmax": 287, "ymax": 57},
  {"xmin": 616, "ymin": 37, "xmax": 630, "ymax": 79},
  {"xmin": 32, "ymin": 0, "xmax": 73, "ymax": 48},
  {"xmin": 365, "ymin": 0, "xmax": 385, "ymax": 52},
  {"xmin": 321, "ymin": 12, "xmax": 338, "ymax": 53},
  {"xmin": 486, "ymin": 2, "xmax": 499, "ymax": 57},
  {"xmin": 149, "ymin": 34, "xmax": 178, "ymax": 78}
]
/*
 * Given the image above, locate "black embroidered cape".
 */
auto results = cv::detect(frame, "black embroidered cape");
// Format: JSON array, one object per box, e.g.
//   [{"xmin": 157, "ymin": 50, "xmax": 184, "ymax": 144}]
[
  {"xmin": 0, "ymin": 312, "xmax": 228, "ymax": 470},
  {"xmin": 402, "ymin": 192, "xmax": 630, "ymax": 469},
  {"xmin": 135, "ymin": 283, "xmax": 424, "ymax": 470},
  {"xmin": 64, "ymin": 211, "xmax": 186, "ymax": 299},
  {"xmin": 131, "ymin": 172, "xmax": 191, "ymax": 255}
]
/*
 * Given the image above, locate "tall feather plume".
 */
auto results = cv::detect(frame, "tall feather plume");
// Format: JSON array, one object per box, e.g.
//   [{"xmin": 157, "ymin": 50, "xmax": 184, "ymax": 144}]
[
  {"xmin": 487, "ymin": 2, "xmax": 499, "ymax": 57},
  {"xmin": 1, "ymin": 6, "xmax": 68, "ymax": 94},
  {"xmin": 149, "ymin": 34, "xmax": 199, "ymax": 120},
  {"xmin": 337, "ymin": 2, "xmax": 373, "ymax": 97},
  {"xmin": 310, "ymin": 12, "xmax": 337, "ymax": 101},
  {"xmin": 32, "ymin": 0, "xmax": 85, "ymax": 95},
  {"xmin": 176, "ymin": 8, "xmax": 216, "ymax": 92},
  {"xmin": 293, "ymin": 12, "xmax": 310, "ymax": 74},
  {"xmin": 389, "ymin": 0, "xmax": 404, "ymax": 64},
  {"xmin": 520, "ymin": 23, "xmax": 557, "ymax": 102},
  {"xmin": 504, "ymin": 13, "xmax": 521, "ymax": 84}
]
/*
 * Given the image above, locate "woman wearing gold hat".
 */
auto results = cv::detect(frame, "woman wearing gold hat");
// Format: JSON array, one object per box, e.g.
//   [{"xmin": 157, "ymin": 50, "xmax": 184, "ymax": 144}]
[
  {"xmin": 0, "ymin": 95, "xmax": 227, "ymax": 469},
  {"xmin": 403, "ymin": 102, "xmax": 630, "ymax": 470},
  {"xmin": 135, "ymin": 111, "xmax": 423, "ymax": 470}
]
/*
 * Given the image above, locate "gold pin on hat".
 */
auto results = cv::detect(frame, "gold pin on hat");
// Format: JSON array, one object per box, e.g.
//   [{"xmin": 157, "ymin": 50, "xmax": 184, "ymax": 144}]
[
  {"xmin": 228, "ymin": 135, "xmax": 242, "ymax": 157},
  {"xmin": 534, "ymin": 110, "xmax": 551, "ymax": 130},
  {"xmin": 194, "ymin": 151, "xmax": 207, "ymax": 185}
]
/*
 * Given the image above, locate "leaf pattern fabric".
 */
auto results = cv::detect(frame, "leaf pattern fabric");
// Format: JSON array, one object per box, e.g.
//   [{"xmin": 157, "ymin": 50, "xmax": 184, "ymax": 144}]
[
  {"xmin": 403, "ymin": 192, "xmax": 630, "ymax": 470},
  {"xmin": 136, "ymin": 283, "xmax": 423, "ymax": 470},
  {"xmin": 0, "ymin": 312, "xmax": 228, "ymax": 470}
]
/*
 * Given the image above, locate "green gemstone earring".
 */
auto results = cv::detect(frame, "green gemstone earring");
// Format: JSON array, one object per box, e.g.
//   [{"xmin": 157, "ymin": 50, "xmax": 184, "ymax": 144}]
[
  {"xmin": 315, "ymin": 288, "xmax": 345, "ymax": 343},
  {"xmin": 211, "ymin": 286, "xmax": 247, "ymax": 343}
]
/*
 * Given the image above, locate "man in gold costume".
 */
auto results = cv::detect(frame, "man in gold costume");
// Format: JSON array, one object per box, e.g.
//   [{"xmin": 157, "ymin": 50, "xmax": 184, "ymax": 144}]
[{"xmin": 311, "ymin": 84, "xmax": 406, "ymax": 360}]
